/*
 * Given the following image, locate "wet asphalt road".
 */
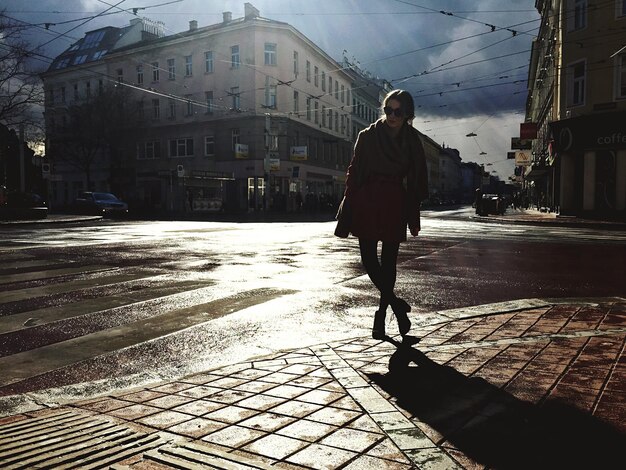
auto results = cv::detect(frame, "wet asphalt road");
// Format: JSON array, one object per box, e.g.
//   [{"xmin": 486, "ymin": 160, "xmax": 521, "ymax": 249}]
[{"xmin": 1, "ymin": 207, "xmax": 625, "ymax": 399}]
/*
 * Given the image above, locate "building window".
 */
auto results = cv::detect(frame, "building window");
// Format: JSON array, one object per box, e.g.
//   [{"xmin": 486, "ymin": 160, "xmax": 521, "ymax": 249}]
[
  {"xmin": 347, "ymin": 89, "xmax": 350, "ymax": 106},
  {"xmin": 306, "ymin": 60, "xmax": 311, "ymax": 82},
  {"xmin": 335, "ymin": 81, "xmax": 339, "ymax": 99},
  {"xmin": 322, "ymin": 105, "xmax": 326, "ymax": 127},
  {"xmin": 314, "ymin": 101, "xmax": 319, "ymax": 123},
  {"xmin": 185, "ymin": 95, "xmax": 193, "ymax": 116},
  {"xmin": 73, "ymin": 83, "xmax": 78, "ymax": 101},
  {"xmin": 293, "ymin": 51, "xmax": 299, "ymax": 77},
  {"xmin": 137, "ymin": 65, "xmax": 143, "ymax": 85},
  {"xmin": 152, "ymin": 99, "xmax": 160, "ymax": 119},
  {"xmin": 264, "ymin": 43, "xmax": 277, "ymax": 65},
  {"xmin": 619, "ymin": 0, "xmax": 626, "ymax": 17},
  {"xmin": 617, "ymin": 53, "xmax": 626, "ymax": 99},
  {"xmin": 185, "ymin": 55, "xmax": 193, "ymax": 76},
  {"xmin": 152, "ymin": 62, "xmax": 159, "ymax": 82},
  {"xmin": 306, "ymin": 97, "xmax": 311, "ymax": 120},
  {"xmin": 167, "ymin": 58, "xmax": 176, "ymax": 79},
  {"xmin": 341, "ymin": 85, "xmax": 345, "ymax": 103},
  {"xmin": 230, "ymin": 86, "xmax": 240, "ymax": 110},
  {"xmin": 61, "ymin": 86, "xmax": 66, "ymax": 103},
  {"xmin": 321, "ymin": 71, "xmax": 326, "ymax": 91},
  {"xmin": 167, "ymin": 99, "xmax": 176, "ymax": 119},
  {"xmin": 340, "ymin": 114, "xmax": 345, "ymax": 134},
  {"xmin": 568, "ymin": 60, "xmax": 586, "ymax": 106},
  {"xmin": 205, "ymin": 91, "xmax": 214, "ymax": 113},
  {"xmin": 231, "ymin": 45, "xmax": 240, "ymax": 68},
  {"xmin": 314, "ymin": 66, "xmax": 319, "ymax": 87},
  {"xmin": 116, "ymin": 68, "xmax": 123, "ymax": 84},
  {"xmin": 328, "ymin": 108, "xmax": 332, "ymax": 129},
  {"xmin": 232, "ymin": 128, "xmax": 240, "ymax": 150},
  {"xmin": 85, "ymin": 81, "xmax": 91, "ymax": 98},
  {"xmin": 205, "ymin": 51, "xmax": 214, "ymax": 73},
  {"xmin": 204, "ymin": 136, "xmax": 215, "ymax": 156},
  {"xmin": 293, "ymin": 90, "xmax": 299, "ymax": 114},
  {"xmin": 265, "ymin": 78, "xmax": 277, "ymax": 108},
  {"xmin": 335, "ymin": 111, "xmax": 339, "ymax": 131},
  {"xmin": 143, "ymin": 141, "xmax": 161, "ymax": 159},
  {"xmin": 169, "ymin": 138, "xmax": 194, "ymax": 157},
  {"xmin": 568, "ymin": 0, "xmax": 587, "ymax": 31},
  {"xmin": 137, "ymin": 100, "xmax": 144, "ymax": 119},
  {"xmin": 328, "ymin": 76, "xmax": 332, "ymax": 97}
]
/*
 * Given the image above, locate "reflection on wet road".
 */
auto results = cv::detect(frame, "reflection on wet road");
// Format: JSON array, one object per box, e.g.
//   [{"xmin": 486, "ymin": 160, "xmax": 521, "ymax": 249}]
[{"xmin": 1, "ymin": 213, "xmax": 625, "ymax": 399}]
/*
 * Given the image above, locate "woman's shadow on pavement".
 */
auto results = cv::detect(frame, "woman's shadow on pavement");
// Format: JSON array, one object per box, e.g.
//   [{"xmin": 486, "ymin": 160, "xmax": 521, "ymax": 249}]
[{"xmin": 367, "ymin": 336, "xmax": 625, "ymax": 470}]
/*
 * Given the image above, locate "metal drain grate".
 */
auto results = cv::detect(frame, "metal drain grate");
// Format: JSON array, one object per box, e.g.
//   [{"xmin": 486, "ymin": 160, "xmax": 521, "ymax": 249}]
[
  {"xmin": 0, "ymin": 409, "xmax": 164, "ymax": 469},
  {"xmin": 127, "ymin": 441, "xmax": 275, "ymax": 470}
]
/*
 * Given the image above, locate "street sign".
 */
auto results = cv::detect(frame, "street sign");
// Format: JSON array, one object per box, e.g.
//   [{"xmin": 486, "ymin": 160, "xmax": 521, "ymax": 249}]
[
  {"xmin": 269, "ymin": 158, "xmax": 280, "ymax": 171},
  {"xmin": 235, "ymin": 143, "xmax": 249, "ymax": 159},
  {"xmin": 515, "ymin": 150, "xmax": 532, "ymax": 166},
  {"xmin": 290, "ymin": 146, "xmax": 308, "ymax": 161},
  {"xmin": 520, "ymin": 122, "xmax": 538, "ymax": 140},
  {"xmin": 511, "ymin": 137, "xmax": 532, "ymax": 150}
]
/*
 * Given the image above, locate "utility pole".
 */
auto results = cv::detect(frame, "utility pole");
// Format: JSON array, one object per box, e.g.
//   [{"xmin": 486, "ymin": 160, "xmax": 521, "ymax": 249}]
[
  {"xmin": 19, "ymin": 124, "xmax": 25, "ymax": 192},
  {"xmin": 264, "ymin": 113, "xmax": 271, "ymax": 211}
]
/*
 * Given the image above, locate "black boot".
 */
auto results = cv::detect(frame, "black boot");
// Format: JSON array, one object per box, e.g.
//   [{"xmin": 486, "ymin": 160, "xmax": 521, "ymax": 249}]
[
  {"xmin": 372, "ymin": 310, "xmax": 386, "ymax": 340},
  {"xmin": 391, "ymin": 297, "xmax": 411, "ymax": 336}
]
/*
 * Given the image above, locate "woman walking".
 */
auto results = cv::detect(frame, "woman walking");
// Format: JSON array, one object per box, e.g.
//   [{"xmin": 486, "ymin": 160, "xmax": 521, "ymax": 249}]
[{"xmin": 335, "ymin": 90, "xmax": 428, "ymax": 339}]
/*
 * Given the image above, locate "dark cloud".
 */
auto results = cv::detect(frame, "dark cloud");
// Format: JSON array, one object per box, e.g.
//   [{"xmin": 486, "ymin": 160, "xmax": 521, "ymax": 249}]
[{"xmin": 2, "ymin": 0, "xmax": 539, "ymax": 177}]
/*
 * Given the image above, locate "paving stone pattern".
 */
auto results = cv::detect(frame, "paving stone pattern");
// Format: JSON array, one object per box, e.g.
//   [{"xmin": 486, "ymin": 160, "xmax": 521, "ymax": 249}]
[{"xmin": 2, "ymin": 298, "xmax": 624, "ymax": 469}]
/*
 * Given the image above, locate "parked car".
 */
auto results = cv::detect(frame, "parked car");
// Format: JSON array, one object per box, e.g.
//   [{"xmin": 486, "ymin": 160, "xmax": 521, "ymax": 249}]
[
  {"xmin": 478, "ymin": 194, "xmax": 506, "ymax": 215},
  {"xmin": 0, "ymin": 191, "xmax": 48, "ymax": 220},
  {"xmin": 74, "ymin": 191, "xmax": 128, "ymax": 216}
]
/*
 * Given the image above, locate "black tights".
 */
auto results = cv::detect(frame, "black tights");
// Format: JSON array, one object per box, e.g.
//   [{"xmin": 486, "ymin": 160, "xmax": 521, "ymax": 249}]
[{"xmin": 358, "ymin": 239, "xmax": 400, "ymax": 312}]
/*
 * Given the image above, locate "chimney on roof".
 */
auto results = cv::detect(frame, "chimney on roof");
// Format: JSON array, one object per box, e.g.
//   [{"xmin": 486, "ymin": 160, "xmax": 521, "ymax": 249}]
[
  {"xmin": 223, "ymin": 11, "xmax": 232, "ymax": 23},
  {"xmin": 244, "ymin": 3, "xmax": 260, "ymax": 19},
  {"xmin": 189, "ymin": 20, "xmax": 198, "ymax": 31}
]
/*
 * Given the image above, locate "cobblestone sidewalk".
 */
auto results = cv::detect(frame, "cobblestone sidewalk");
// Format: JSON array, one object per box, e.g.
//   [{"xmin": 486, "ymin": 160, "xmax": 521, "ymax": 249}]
[{"xmin": 1, "ymin": 297, "xmax": 625, "ymax": 469}]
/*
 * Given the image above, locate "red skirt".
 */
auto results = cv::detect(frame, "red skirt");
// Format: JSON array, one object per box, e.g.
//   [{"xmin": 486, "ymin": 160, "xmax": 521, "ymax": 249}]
[{"xmin": 349, "ymin": 174, "xmax": 407, "ymax": 242}]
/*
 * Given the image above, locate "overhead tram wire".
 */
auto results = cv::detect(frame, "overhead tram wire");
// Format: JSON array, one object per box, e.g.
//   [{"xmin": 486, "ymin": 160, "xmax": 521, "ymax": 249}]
[
  {"xmin": 36, "ymin": 0, "xmax": 128, "ymax": 50},
  {"xmin": 14, "ymin": 3, "xmax": 598, "ymax": 123}
]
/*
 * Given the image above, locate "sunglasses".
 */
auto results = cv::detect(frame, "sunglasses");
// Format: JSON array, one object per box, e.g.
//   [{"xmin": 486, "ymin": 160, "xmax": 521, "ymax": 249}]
[{"xmin": 383, "ymin": 106, "xmax": 404, "ymax": 117}]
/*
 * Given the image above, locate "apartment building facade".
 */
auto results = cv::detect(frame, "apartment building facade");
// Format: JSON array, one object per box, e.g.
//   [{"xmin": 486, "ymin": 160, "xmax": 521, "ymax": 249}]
[
  {"xmin": 525, "ymin": 0, "xmax": 626, "ymax": 219},
  {"xmin": 42, "ymin": 4, "xmax": 358, "ymax": 213}
]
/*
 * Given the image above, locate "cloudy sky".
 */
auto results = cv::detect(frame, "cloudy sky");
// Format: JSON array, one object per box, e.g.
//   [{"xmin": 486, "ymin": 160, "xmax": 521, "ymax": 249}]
[{"xmin": 3, "ymin": 0, "xmax": 540, "ymax": 179}]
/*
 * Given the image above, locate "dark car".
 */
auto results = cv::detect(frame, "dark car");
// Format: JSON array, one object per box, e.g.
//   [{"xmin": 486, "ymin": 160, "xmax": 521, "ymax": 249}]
[
  {"xmin": 478, "ymin": 194, "xmax": 506, "ymax": 215},
  {"xmin": 74, "ymin": 191, "xmax": 128, "ymax": 216},
  {"xmin": 0, "ymin": 191, "xmax": 48, "ymax": 220}
]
